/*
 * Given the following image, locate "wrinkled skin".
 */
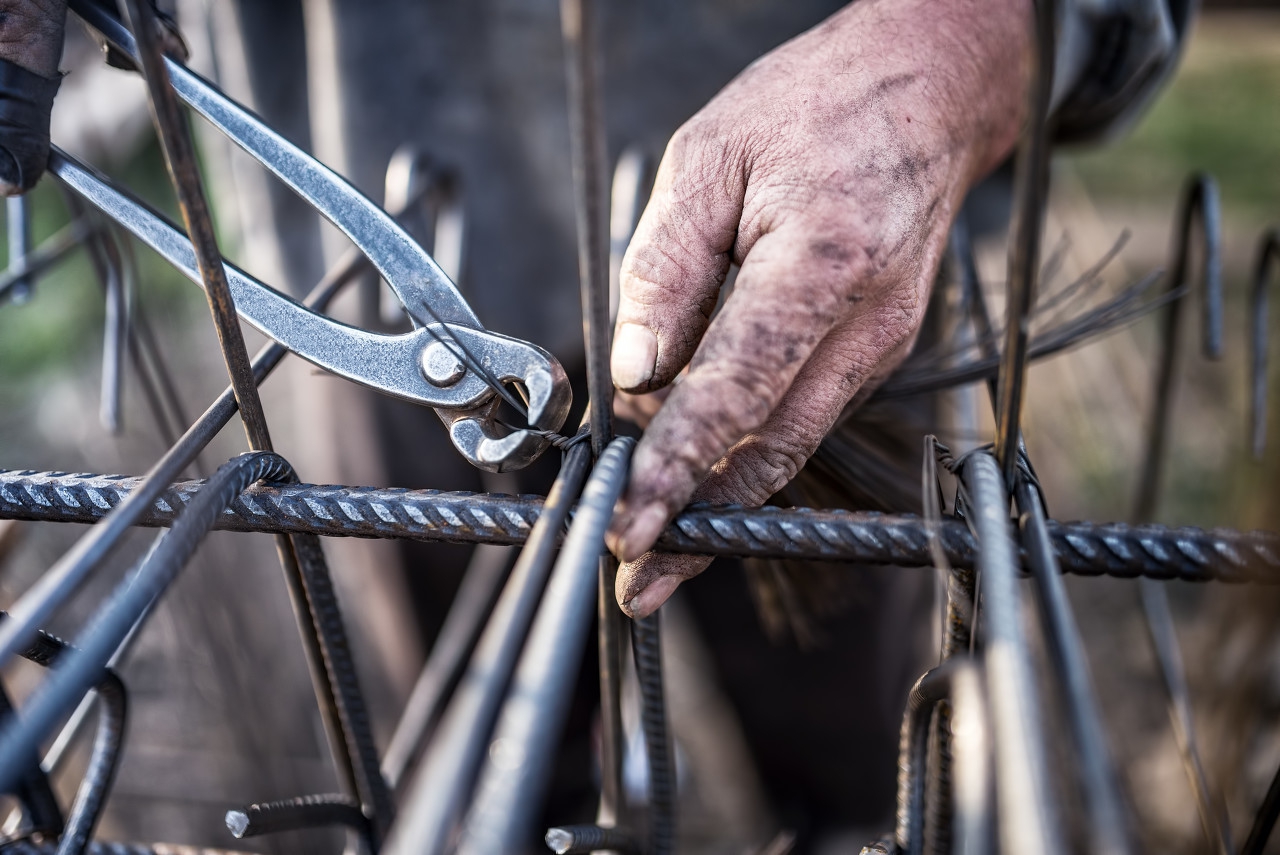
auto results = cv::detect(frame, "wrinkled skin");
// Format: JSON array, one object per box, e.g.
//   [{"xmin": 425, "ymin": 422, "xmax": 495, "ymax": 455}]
[
  {"xmin": 0, "ymin": 0, "xmax": 65, "ymax": 78},
  {"xmin": 607, "ymin": 0, "xmax": 1030, "ymax": 617}
]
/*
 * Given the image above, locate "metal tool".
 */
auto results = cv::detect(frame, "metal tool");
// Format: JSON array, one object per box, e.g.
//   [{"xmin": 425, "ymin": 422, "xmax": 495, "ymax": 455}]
[{"xmin": 62, "ymin": 0, "xmax": 571, "ymax": 473}]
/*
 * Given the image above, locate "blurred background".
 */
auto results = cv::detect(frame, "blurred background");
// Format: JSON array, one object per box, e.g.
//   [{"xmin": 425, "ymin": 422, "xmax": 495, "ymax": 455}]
[{"xmin": 0, "ymin": 2, "xmax": 1277, "ymax": 853}]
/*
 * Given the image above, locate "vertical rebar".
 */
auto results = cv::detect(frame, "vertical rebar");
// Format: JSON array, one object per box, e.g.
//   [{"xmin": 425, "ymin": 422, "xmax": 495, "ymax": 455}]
[
  {"xmin": 560, "ymin": 0, "xmax": 613, "ymax": 454},
  {"xmin": 456, "ymin": 438, "xmax": 636, "ymax": 854},
  {"xmin": 120, "ymin": 9, "xmax": 397, "ymax": 835},
  {"xmin": 122, "ymin": 0, "xmax": 271, "ymax": 452},
  {"xmin": 960, "ymin": 452, "xmax": 1061, "ymax": 855},
  {"xmin": 382, "ymin": 544, "xmax": 512, "ymax": 792},
  {"xmin": 560, "ymin": 0, "xmax": 627, "ymax": 841},
  {"xmin": 383, "ymin": 443, "xmax": 594, "ymax": 855},
  {"xmin": 1249, "ymin": 229, "xmax": 1278, "ymax": 459},
  {"xmin": 1128, "ymin": 173, "xmax": 1231, "ymax": 855},
  {"xmin": 994, "ymin": 0, "xmax": 1055, "ymax": 485},
  {"xmin": 1015, "ymin": 477, "xmax": 1132, "ymax": 855},
  {"xmin": 632, "ymin": 613, "xmax": 675, "ymax": 855}
]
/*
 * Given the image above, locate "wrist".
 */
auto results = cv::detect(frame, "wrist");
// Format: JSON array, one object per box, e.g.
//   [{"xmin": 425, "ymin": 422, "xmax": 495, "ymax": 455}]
[{"xmin": 827, "ymin": 0, "xmax": 1032, "ymax": 186}]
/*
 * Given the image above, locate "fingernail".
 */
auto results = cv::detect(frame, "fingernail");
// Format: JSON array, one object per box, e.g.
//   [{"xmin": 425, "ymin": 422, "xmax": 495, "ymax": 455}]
[
  {"xmin": 611, "ymin": 323, "xmax": 658, "ymax": 390},
  {"xmin": 619, "ymin": 503, "xmax": 668, "ymax": 561},
  {"xmin": 624, "ymin": 574, "xmax": 684, "ymax": 619}
]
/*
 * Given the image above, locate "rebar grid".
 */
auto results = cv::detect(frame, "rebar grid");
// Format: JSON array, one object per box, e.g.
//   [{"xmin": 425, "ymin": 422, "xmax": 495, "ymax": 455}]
[{"xmin": 0, "ymin": 1, "xmax": 1274, "ymax": 854}]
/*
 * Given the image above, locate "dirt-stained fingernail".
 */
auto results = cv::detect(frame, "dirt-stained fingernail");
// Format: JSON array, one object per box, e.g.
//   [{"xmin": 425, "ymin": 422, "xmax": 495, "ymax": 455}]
[
  {"xmin": 618, "ymin": 503, "xmax": 668, "ymax": 562},
  {"xmin": 611, "ymin": 323, "xmax": 657, "ymax": 390},
  {"xmin": 622, "ymin": 574, "xmax": 683, "ymax": 619}
]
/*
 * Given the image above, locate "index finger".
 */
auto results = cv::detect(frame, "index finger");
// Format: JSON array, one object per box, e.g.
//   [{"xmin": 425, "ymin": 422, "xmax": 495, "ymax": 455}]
[{"xmin": 607, "ymin": 222, "xmax": 872, "ymax": 561}]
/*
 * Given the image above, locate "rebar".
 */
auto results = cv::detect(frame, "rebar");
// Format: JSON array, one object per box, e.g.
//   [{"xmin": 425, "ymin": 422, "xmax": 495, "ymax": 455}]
[
  {"xmin": 0, "ymin": 452, "xmax": 293, "ymax": 794},
  {"xmin": 1242, "ymin": 757, "xmax": 1280, "ymax": 855},
  {"xmin": 0, "ymin": 219, "xmax": 93, "ymax": 304},
  {"xmin": 457, "ymin": 438, "xmax": 635, "ymax": 854},
  {"xmin": 632, "ymin": 612, "xmax": 676, "ymax": 855},
  {"xmin": 545, "ymin": 825, "xmax": 641, "ymax": 855},
  {"xmin": 57, "ymin": 672, "xmax": 127, "ymax": 855},
  {"xmin": 1251, "ymin": 228, "xmax": 1279, "ymax": 458},
  {"xmin": 6, "ymin": 194, "xmax": 33, "ymax": 302},
  {"xmin": 224, "ymin": 793, "xmax": 370, "ymax": 847},
  {"xmin": 895, "ymin": 660, "xmax": 961, "ymax": 855},
  {"xmin": 993, "ymin": 0, "xmax": 1055, "ymax": 485},
  {"xmin": 0, "ymin": 844, "xmax": 255, "ymax": 855},
  {"xmin": 0, "ymin": 615, "xmax": 129, "ymax": 855},
  {"xmin": 122, "ymin": 0, "xmax": 271, "ymax": 451},
  {"xmin": 383, "ymin": 442, "xmax": 594, "ymax": 855},
  {"xmin": 381, "ymin": 544, "xmax": 511, "ymax": 791},
  {"xmin": 959, "ymin": 451, "xmax": 1061, "ymax": 854},
  {"xmin": 560, "ymin": 0, "xmax": 626, "ymax": 835},
  {"xmin": 0, "ymin": 684, "xmax": 63, "ymax": 838},
  {"xmin": 1015, "ymin": 475, "xmax": 1132, "ymax": 855},
  {"xmin": 3, "ymin": 469, "xmax": 1277, "ymax": 582}
]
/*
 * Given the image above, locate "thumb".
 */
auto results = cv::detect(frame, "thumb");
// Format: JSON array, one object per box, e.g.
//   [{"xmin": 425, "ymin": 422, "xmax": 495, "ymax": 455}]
[{"xmin": 611, "ymin": 122, "xmax": 745, "ymax": 393}]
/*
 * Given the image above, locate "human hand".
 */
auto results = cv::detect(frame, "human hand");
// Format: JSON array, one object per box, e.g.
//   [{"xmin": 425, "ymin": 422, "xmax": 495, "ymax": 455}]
[
  {"xmin": 606, "ymin": 0, "xmax": 1030, "ymax": 618},
  {"xmin": 0, "ymin": 0, "xmax": 68, "ymax": 195}
]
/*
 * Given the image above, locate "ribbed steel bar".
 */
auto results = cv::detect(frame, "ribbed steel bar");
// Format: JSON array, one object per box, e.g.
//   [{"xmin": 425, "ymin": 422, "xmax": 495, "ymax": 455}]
[
  {"xmin": 560, "ymin": 0, "xmax": 626, "ymax": 837},
  {"xmin": 961, "ymin": 451, "xmax": 1062, "ymax": 855},
  {"xmin": 8, "ymin": 616, "xmax": 131, "ymax": 855},
  {"xmin": 381, "ymin": 544, "xmax": 511, "ymax": 791},
  {"xmin": 383, "ymin": 443, "xmax": 594, "ymax": 855},
  {"xmin": 119, "ymin": 3, "xmax": 397, "ymax": 830},
  {"xmin": 224, "ymin": 793, "xmax": 371, "ymax": 847},
  {"xmin": 631, "ymin": 612, "xmax": 675, "ymax": 855},
  {"xmin": 1015, "ymin": 477, "xmax": 1132, "ymax": 855},
  {"xmin": 0, "ymin": 453, "xmax": 294, "ymax": 795},
  {"xmin": 456, "ymin": 438, "xmax": 635, "ymax": 854},
  {"xmin": 0, "ymin": 683, "xmax": 63, "ymax": 838},
  {"xmin": 545, "ymin": 825, "xmax": 640, "ymax": 855},
  {"xmin": 895, "ymin": 659, "xmax": 961, "ymax": 855},
  {"xmin": 3, "ymin": 469, "xmax": 1278, "ymax": 582},
  {"xmin": 0, "ymin": 221, "xmax": 373, "ymax": 695},
  {"xmin": 5, "ymin": 194, "xmax": 33, "ymax": 302},
  {"xmin": 56, "ymin": 672, "xmax": 126, "ymax": 855}
]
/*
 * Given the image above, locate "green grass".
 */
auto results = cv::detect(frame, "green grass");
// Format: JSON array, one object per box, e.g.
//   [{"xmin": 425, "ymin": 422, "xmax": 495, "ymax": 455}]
[
  {"xmin": 1066, "ymin": 14, "xmax": 1280, "ymax": 218},
  {"xmin": 0, "ymin": 139, "xmax": 200, "ymax": 396}
]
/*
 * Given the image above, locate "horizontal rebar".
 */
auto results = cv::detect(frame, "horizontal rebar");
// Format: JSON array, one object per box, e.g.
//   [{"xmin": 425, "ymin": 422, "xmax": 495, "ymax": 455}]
[
  {"xmin": 0, "ymin": 469, "xmax": 1276, "ymax": 582},
  {"xmin": 0, "ymin": 843, "xmax": 256, "ymax": 855}
]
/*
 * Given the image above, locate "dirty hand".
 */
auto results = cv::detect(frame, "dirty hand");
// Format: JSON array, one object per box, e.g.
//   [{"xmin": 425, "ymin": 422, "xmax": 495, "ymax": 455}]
[{"xmin": 606, "ymin": 0, "xmax": 1030, "ymax": 618}]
